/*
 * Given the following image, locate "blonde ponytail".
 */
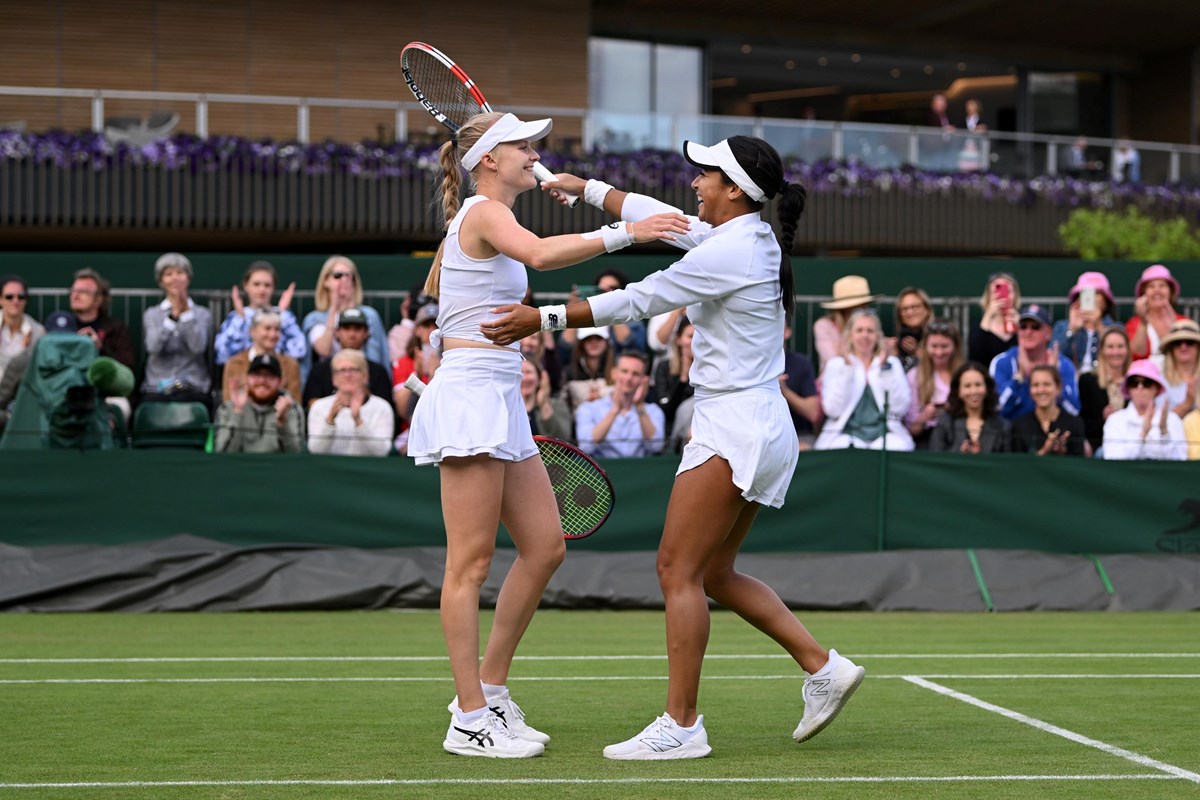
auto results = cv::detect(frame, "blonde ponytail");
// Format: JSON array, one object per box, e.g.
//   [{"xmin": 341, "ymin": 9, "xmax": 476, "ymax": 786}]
[
  {"xmin": 424, "ymin": 139, "xmax": 463, "ymax": 298},
  {"xmin": 423, "ymin": 112, "xmax": 505, "ymax": 298}
]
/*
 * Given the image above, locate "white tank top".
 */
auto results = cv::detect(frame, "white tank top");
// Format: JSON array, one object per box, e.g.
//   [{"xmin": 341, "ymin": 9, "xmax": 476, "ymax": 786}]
[{"xmin": 435, "ymin": 194, "xmax": 527, "ymax": 350}]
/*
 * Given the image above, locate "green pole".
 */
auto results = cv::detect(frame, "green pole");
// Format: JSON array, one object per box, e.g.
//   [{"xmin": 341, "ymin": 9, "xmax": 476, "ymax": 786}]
[{"xmin": 966, "ymin": 548, "xmax": 995, "ymax": 612}]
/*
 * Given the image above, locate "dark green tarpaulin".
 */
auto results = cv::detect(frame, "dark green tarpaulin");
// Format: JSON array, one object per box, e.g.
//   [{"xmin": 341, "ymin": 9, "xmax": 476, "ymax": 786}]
[{"xmin": 1, "ymin": 450, "xmax": 1196, "ymax": 553}]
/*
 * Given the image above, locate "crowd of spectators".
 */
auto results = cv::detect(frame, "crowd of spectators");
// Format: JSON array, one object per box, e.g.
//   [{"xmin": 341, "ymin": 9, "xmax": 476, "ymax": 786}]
[{"xmin": 0, "ymin": 255, "xmax": 1196, "ymax": 462}]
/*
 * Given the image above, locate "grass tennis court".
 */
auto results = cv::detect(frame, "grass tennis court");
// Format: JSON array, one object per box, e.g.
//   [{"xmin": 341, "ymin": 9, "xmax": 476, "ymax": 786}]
[{"xmin": 1, "ymin": 610, "xmax": 1197, "ymax": 799}]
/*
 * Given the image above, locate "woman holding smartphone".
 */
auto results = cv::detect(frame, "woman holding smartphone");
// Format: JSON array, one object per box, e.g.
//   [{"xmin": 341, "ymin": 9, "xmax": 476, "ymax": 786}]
[
  {"xmin": 968, "ymin": 272, "xmax": 1020, "ymax": 367},
  {"xmin": 1051, "ymin": 272, "xmax": 1116, "ymax": 373}
]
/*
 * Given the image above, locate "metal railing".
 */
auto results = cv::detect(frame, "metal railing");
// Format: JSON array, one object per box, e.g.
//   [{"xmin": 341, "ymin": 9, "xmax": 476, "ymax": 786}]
[
  {"xmin": 4, "ymin": 84, "xmax": 1200, "ymax": 184},
  {"xmin": 26, "ymin": 288, "xmax": 1200, "ymax": 366},
  {"xmin": 0, "ymin": 159, "xmax": 1076, "ymax": 254}
]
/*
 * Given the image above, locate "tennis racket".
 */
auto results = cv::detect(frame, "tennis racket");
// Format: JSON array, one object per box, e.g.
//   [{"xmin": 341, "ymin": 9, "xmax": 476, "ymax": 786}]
[
  {"xmin": 401, "ymin": 41, "xmax": 579, "ymax": 207},
  {"xmin": 401, "ymin": 373, "xmax": 614, "ymax": 539}
]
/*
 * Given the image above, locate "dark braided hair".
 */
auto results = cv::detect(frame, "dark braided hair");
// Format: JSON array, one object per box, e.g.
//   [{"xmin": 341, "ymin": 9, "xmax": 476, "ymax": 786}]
[{"xmin": 725, "ymin": 136, "xmax": 805, "ymax": 315}]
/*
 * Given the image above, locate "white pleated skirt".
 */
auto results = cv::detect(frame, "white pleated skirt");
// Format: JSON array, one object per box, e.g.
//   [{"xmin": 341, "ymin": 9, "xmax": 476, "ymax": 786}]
[
  {"xmin": 677, "ymin": 383, "xmax": 800, "ymax": 508},
  {"xmin": 408, "ymin": 347, "xmax": 538, "ymax": 466}
]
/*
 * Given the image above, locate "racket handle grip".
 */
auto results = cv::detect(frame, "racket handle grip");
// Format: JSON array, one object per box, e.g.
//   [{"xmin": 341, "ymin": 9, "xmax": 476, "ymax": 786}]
[
  {"xmin": 402, "ymin": 373, "xmax": 426, "ymax": 397},
  {"xmin": 532, "ymin": 163, "xmax": 579, "ymax": 208}
]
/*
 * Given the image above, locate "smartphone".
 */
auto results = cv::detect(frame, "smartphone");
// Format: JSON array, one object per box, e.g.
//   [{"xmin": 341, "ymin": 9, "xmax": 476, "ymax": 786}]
[
  {"xmin": 1079, "ymin": 286, "xmax": 1097, "ymax": 313},
  {"xmin": 575, "ymin": 284, "xmax": 601, "ymax": 300},
  {"xmin": 994, "ymin": 281, "xmax": 1015, "ymax": 334}
]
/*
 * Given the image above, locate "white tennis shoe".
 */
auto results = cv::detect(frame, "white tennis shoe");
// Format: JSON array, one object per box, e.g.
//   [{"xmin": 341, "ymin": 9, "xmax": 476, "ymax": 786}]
[
  {"xmin": 486, "ymin": 689, "xmax": 551, "ymax": 745},
  {"xmin": 603, "ymin": 713, "xmax": 712, "ymax": 760},
  {"xmin": 443, "ymin": 703, "xmax": 544, "ymax": 758},
  {"xmin": 793, "ymin": 648, "xmax": 865, "ymax": 743}
]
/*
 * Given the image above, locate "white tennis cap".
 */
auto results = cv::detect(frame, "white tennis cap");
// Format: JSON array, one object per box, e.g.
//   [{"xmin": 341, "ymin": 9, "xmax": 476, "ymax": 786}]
[
  {"xmin": 683, "ymin": 139, "xmax": 767, "ymax": 202},
  {"xmin": 461, "ymin": 113, "xmax": 553, "ymax": 171}
]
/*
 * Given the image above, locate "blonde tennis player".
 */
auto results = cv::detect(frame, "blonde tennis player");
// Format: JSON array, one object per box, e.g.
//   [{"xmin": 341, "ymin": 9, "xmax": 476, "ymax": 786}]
[
  {"xmin": 408, "ymin": 111, "xmax": 688, "ymax": 758},
  {"xmin": 483, "ymin": 136, "xmax": 865, "ymax": 760}
]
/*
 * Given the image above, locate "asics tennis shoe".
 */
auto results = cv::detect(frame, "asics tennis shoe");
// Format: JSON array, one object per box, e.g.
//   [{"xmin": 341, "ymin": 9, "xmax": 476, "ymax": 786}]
[
  {"xmin": 603, "ymin": 713, "xmax": 712, "ymax": 760},
  {"xmin": 486, "ymin": 688, "xmax": 551, "ymax": 745},
  {"xmin": 793, "ymin": 648, "xmax": 865, "ymax": 743},
  {"xmin": 443, "ymin": 703, "xmax": 544, "ymax": 758}
]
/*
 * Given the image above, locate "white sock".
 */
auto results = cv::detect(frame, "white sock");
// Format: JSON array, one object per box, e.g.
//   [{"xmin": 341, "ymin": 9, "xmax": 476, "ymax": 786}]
[
  {"xmin": 455, "ymin": 704, "xmax": 488, "ymax": 725},
  {"xmin": 481, "ymin": 682, "xmax": 506, "ymax": 699},
  {"xmin": 817, "ymin": 648, "xmax": 846, "ymax": 674}
]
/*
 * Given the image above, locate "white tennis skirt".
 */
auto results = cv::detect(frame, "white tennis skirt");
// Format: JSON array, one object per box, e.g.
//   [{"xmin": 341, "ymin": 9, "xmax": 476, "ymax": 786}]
[
  {"xmin": 678, "ymin": 383, "xmax": 799, "ymax": 508},
  {"xmin": 408, "ymin": 347, "xmax": 538, "ymax": 466}
]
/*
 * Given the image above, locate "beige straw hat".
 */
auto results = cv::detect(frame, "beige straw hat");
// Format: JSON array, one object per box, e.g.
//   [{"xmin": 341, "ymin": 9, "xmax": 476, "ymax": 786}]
[{"xmin": 820, "ymin": 275, "xmax": 883, "ymax": 310}]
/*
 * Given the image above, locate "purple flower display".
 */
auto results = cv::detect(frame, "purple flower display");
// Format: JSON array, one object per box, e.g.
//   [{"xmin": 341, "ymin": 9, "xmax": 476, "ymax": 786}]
[{"xmin": 2, "ymin": 130, "xmax": 1199, "ymax": 218}]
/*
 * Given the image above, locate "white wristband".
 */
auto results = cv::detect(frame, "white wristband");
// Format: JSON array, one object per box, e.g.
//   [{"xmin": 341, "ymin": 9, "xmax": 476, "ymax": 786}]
[
  {"xmin": 540, "ymin": 304, "xmax": 567, "ymax": 332},
  {"xmin": 584, "ymin": 179, "xmax": 615, "ymax": 209},
  {"xmin": 599, "ymin": 222, "xmax": 635, "ymax": 252}
]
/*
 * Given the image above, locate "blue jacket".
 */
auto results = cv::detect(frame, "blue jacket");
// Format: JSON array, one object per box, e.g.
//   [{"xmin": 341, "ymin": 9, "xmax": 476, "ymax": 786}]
[{"xmin": 989, "ymin": 346, "xmax": 1080, "ymax": 421}]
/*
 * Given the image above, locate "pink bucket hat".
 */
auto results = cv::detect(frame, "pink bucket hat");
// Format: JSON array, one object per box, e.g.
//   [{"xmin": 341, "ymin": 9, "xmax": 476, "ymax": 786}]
[
  {"xmin": 1068, "ymin": 271, "xmax": 1115, "ymax": 307},
  {"xmin": 1122, "ymin": 358, "xmax": 1166, "ymax": 398},
  {"xmin": 1134, "ymin": 264, "xmax": 1180, "ymax": 299}
]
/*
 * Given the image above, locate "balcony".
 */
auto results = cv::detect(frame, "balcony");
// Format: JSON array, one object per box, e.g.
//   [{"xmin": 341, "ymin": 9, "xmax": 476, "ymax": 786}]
[{"xmin": 3, "ymin": 84, "xmax": 1200, "ymax": 255}]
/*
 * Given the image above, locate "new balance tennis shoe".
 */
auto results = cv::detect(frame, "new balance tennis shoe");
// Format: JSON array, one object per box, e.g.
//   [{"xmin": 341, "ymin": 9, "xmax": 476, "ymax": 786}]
[
  {"xmin": 443, "ymin": 703, "xmax": 544, "ymax": 758},
  {"xmin": 603, "ymin": 713, "xmax": 712, "ymax": 760},
  {"xmin": 486, "ymin": 688, "xmax": 551, "ymax": 745},
  {"xmin": 793, "ymin": 648, "xmax": 865, "ymax": 743}
]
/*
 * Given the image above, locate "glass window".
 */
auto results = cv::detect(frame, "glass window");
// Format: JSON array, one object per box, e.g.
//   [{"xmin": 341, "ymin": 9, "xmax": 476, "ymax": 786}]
[{"xmin": 589, "ymin": 37, "xmax": 701, "ymax": 151}]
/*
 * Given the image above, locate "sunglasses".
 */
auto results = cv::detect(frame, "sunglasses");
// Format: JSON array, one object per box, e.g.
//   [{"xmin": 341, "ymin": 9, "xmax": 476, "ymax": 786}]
[
  {"xmin": 330, "ymin": 271, "xmax": 353, "ymax": 280},
  {"xmin": 926, "ymin": 321, "xmax": 956, "ymax": 335},
  {"xmin": 1018, "ymin": 321, "xmax": 1043, "ymax": 331},
  {"xmin": 3, "ymin": 293, "xmax": 27, "ymax": 301},
  {"xmin": 1127, "ymin": 377, "xmax": 1159, "ymax": 390}
]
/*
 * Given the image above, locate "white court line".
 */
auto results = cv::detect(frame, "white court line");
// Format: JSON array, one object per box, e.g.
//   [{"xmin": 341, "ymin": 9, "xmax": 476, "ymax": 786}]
[
  {"xmin": 0, "ymin": 775, "xmax": 1183, "ymax": 789},
  {"xmin": 3, "ymin": 652, "xmax": 1199, "ymax": 663},
  {"xmin": 3, "ymin": 674, "xmax": 1200, "ymax": 685},
  {"xmin": 904, "ymin": 676, "xmax": 1200, "ymax": 784}
]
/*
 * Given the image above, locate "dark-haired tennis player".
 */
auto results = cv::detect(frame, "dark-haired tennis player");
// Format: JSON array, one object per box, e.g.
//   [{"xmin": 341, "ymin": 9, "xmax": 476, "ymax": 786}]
[
  {"xmin": 407, "ymin": 111, "xmax": 688, "ymax": 758},
  {"xmin": 483, "ymin": 136, "xmax": 865, "ymax": 760}
]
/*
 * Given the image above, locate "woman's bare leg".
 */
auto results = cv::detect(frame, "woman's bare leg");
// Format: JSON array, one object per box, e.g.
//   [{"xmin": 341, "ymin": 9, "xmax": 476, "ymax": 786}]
[
  {"xmin": 439, "ymin": 454, "xmax": 506, "ymax": 712},
  {"xmin": 703, "ymin": 503, "xmax": 829, "ymax": 675},
  {"xmin": 480, "ymin": 454, "xmax": 566, "ymax": 685},
  {"xmin": 657, "ymin": 457, "xmax": 750, "ymax": 727}
]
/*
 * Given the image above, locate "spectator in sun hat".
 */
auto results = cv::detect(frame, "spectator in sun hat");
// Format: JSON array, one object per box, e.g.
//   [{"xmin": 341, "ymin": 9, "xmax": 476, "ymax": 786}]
[
  {"xmin": 1154, "ymin": 318, "xmax": 1200, "ymax": 423},
  {"xmin": 303, "ymin": 306, "xmax": 393, "ymax": 410},
  {"xmin": 990, "ymin": 303, "xmax": 1080, "ymax": 422},
  {"xmin": 1126, "ymin": 264, "xmax": 1187, "ymax": 361},
  {"xmin": 813, "ymin": 275, "xmax": 882, "ymax": 371},
  {"xmin": 140, "ymin": 252, "xmax": 214, "ymax": 412},
  {"xmin": 1051, "ymin": 271, "xmax": 1116, "ymax": 374},
  {"xmin": 214, "ymin": 352, "xmax": 304, "ymax": 453},
  {"xmin": 1102, "ymin": 358, "xmax": 1187, "ymax": 461}
]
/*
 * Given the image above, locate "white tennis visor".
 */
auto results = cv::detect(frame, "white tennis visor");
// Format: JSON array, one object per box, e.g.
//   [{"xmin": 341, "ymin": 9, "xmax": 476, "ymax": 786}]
[
  {"xmin": 461, "ymin": 113, "xmax": 553, "ymax": 171},
  {"xmin": 683, "ymin": 139, "xmax": 767, "ymax": 202}
]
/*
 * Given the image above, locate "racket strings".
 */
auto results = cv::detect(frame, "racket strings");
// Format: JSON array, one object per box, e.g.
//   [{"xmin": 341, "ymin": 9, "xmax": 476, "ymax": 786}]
[
  {"xmin": 538, "ymin": 442, "xmax": 613, "ymax": 538},
  {"xmin": 404, "ymin": 51, "xmax": 484, "ymax": 130}
]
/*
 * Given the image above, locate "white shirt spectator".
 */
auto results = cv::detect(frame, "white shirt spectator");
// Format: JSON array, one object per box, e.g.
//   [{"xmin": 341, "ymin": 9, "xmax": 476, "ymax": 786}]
[
  {"xmin": 1101, "ymin": 404, "xmax": 1186, "ymax": 461},
  {"xmin": 307, "ymin": 394, "xmax": 394, "ymax": 456}
]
